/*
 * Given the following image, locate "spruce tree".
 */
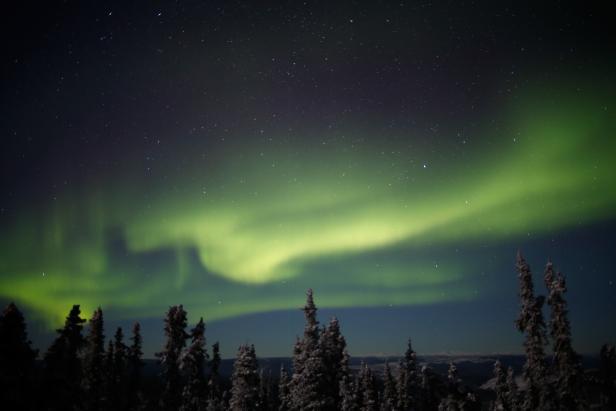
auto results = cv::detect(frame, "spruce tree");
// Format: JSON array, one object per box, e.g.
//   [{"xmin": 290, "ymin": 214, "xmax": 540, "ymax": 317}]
[
  {"xmin": 397, "ymin": 339, "xmax": 419, "ymax": 410},
  {"xmin": 358, "ymin": 362, "xmax": 378, "ymax": 411},
  {"xmin": 208, "ymin": 341, "xmax": 222, "ymax": 406},
  {"xmin": 43, "ymin": 304, "xmax": 87, "ymax": 411},
  {"xmin": 438, "ymin": 362, "xmax": 461, "ymax": 411},
  {"xmin": 258, "ymin": 368, "xmax": 275, "ymax": 411},
  {"xmin": 157, "ymin": 305, "xmax": 190, "ymax": 411},
  {"xmin": 229, "ymin": 344, "xmax": 261, "ymax": 411},
  {"xmin": 447, "ymin": 363, "xmax": 480, "ymax": 411},
  {"xmin": 291, "ymin": 336, "xmax": 305, "ymax": 378},
  {"xmin": 492, "ymin": 360, "xmax": 508, "ymax": 411},
  {"xmin": 113, "ymin": 327, "xmax": 128, "ymax": 378},
  {"xmin": 279, "ymin": 364, "xmax": 291, "ymax": 411},
  {"xmin": 127, "ymin": 322, "xmax": 144, "ymax": 411},
  {"xmin": 544, "ymin": 260, "xmax": 584, "ymax": 410},
  {"xmin": 113, "ymin": 327, "xmax": 128, "ymax": 409},
  {"xmin": 447, "ymin": 362, "xmax": 459, "ymax": 395},
  {"xmin": 319, "ymin": 316, "xmax": 347, "ymax": 409},
  {"xmin": 290, "ymin": 288, "xmax": 326, "ymax": 410},
  {"xmin": 339, "ymin": 349, "xmax": 358, "ymax": 411},
  {"xmin": 102, "ymin": 339, "xmax": 115, "ymax": 411},
  {"xmin": 515, "ymin": 251, "xmax": 549, "ymax": 410},
  {"xmin": 420, "ymin": 365, "xmax": 440, "ymax": 411},
  {"xmin": 0, "ymin": 302, "xmax": 37, "ymax": 410},
  {"xmin": 206, "ymin": 397, "xmax": 225, "ymax": 411},
  {"xmin": 82, "ymin": 308, "xmax": 105, "ymax": 411},
  {"xmin": 206, "ymin": 386, "xmax": 227, "ymax": 411},
  {"xmin": 505, "ymin": 367, "xmax": 519, "ymax": 411},
  {"xmin": 181, "ymin": 317, "xmax": 208, "ymax": 411},
  {"xmin": 381, "ymin": 362, "xmax": 397, "ymax": 411}
]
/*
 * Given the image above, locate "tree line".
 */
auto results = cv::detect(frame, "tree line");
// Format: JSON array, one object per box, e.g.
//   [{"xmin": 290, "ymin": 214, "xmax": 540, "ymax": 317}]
[{"xmin": 0, "ymin": 252, "xmax": 615, "ymax": 410}]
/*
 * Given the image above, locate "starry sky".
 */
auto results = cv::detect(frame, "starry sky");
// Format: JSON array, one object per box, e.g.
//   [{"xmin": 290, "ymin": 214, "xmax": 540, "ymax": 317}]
[{"xmin": 1, "ymin": 1, "xmax": 615, "ymax": 358}]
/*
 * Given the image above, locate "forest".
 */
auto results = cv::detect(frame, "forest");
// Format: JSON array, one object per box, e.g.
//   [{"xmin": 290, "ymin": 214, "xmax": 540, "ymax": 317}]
[{"xmin": 1, "ymin": 252, "xmax": 615, "ymax": 411}]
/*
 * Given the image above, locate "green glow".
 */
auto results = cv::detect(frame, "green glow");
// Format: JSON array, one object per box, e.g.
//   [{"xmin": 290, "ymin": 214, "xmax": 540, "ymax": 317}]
[{"xmin": 0, "ymin": 87, "xmax": 614, "ymax": 327}]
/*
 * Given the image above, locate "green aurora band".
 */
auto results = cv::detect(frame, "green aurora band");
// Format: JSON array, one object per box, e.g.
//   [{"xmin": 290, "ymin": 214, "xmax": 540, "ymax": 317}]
[{"xmin": 1, "ymin": 88, "xmax": 615, "ymax": 326}]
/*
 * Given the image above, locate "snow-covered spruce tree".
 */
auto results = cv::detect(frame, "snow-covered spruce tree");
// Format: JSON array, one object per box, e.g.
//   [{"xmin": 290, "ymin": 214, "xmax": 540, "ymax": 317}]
[
  {"xmin": 181, "ymin": 317, "xmax": 209, "ymax": 411},
  {"xmin": 127, "ymin": 322, "xmax": 145, "ymax": 411},
  {"xmin": 0, "ymin": 302, "xmax": 37, "ymax": 410},
  {"xmin": 229, "ymin": 344, "xmax": 261, "ymax": 411},
  {"xmin": 279, "ymin": 364, "xmax": 291, "ymax": 411},
  {"xmin": 354, "ymin": 367, "xmax": 366, "ymax": 410},
  {"xmin": 438, "ymin": 362, "xmax": 460, "ymax": 411},
  {"xmin": 397, "ymin": 338, "xmax": 420, "ymax": 410},
  {"xmin": 544, "ymin": 260, "xmax": 585, "ymax": 410},
  {"xmin": 359, "ymin": 362, "xmax": 378, "ymax": 411},
  {"xmin": 397, "ymin": 359, "xmax": 409, "ymax": 410},
  {"xmin": 339, "ymin": 349, "xmax": 358, "ymax": 411},
  {"xmin": 208, "ymin": 341, "xmax": 222, "ymax": 407},
  {"xmin": 438, "ymin": 362, "xmax": 480, "ymax": 411},
  {"xmin": 259, "ymin": 368, "xmax": 276, "ymax": 410},
  {"xmin": 43, "ymin": 304, "xmax": 87, "ymax": 411},
  {"xmin": 420, "ymin": 365, "xmax": 440, "ymax": 411},
  {"xmin": 491, "ymin": 360, "xmax": 508, "ymax": 411},
  {"xmin": 505, "ymin": 367, "xmax": 519, "ymax": 411},
  {"xmin": 319, "ymin": 316, "xmax": 348, "ymax": 409},
  {"xmin": 515, "ymin": 251, "xmax": 549, "ymax": 410},
  {"xmin": 292, "ymin": 336, "xmax": 305, "ymax": 377},
  {"xmin": 205, "ymin": 396, "xmax": 225, "ymax": 411},
  {"xmin": 157, "ymin": 305, "xmax": 190, "ymax": 411},
  {"xmin": 290, "ymin": 288, "xmax": 326, "ymax": 410},
  {"xmin": 82, "ymin": 308, "xmax": 105, "ymax": 411},
  {"xmin": 381, "ymin": 362, "xmax": 397, "ymax": 411}
]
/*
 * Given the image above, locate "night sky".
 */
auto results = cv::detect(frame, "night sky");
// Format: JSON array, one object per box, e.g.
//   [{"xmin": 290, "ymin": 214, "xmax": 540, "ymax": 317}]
[{"xmin": 1, "ymin": 1, "xmax": 615, "ymax": 358}]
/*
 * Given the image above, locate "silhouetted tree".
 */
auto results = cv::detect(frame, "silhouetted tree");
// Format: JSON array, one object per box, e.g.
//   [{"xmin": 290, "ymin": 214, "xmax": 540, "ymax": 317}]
[
  {"xmin": 259, "ymin": 368, "xmax": 276, "ymax": 410},
  {"xmin": 420, "ymin": 365, "xmax": 441, "ymax": 411},
  {"xmin": 491, "ymin": 360, "xmax": 508, "ymax": 411},
  {"xmin": 339, "ymin": 349, "xmax": 358, "ymax": 411},
  {"xmin": 515, "ymin": 251, "xmax": 549, "ymax": 410},
  {"xmin": 505, "ymin": 367, "xmax": 519, "ymax": 411},
  {"xmin": 0, "ymin": 302, "xmax": 37, "ymax": 410},
  {"xmin": 290, "ymin": 288, "xmax": 326, "ymax": 410},
  {"xmin": 544, "ymin": 260, "xmax": 585, "ymax": 410},
  {"xmin": 381, "ymin": 362, "xmax": 397, "ymax": 411},
  {"xmin": 114, "ymin": 327, "xmax": 128, "ymax": 374},
  {"xmin": 127, "ymin": 322, "xmax": 144, "ymax": 411},
  {"xmin": 320, "ymin": 316, "xmax": 347, "ymax": 409},
  {"xmin": 102, "ymin": 339, "xmax": 115, "ymax": 411},
  {"xmin": 206, "ymin": 397, "xmax": 225, "ymax": 411},
  {"xmin": 439, "ymin": 362, "xmax": 460, "ymax": 411},
  {"xmin": 82, "ymin": 308, "xmax": 105, "ymax": 411},
  {"xmin": 157, "ymin": 305, "xmax": 190, "ymax": 411},
  {"xmin": 438, "ymin": 362, "xmax": 480, "ymax": 411},
  {"xmin": 229, "ymin": 344, "xmax": 260, "ymax": 410},
  {"xmin": 397, "ymin": 339, "xmax": 420, "ymax": 410},
  {"xmin": 43, "ymin": 304, "xmax": 87, "ymax": 411},
  {"xmin": 291, "ymin": 336, "xmax": 304, "ymax": 377},
  {"xmin": 279, "ymin": 364, "xmax": 291, "ymax": 411},
  {"xmin": 208, "ymin": 341, "xmax": 222, "ymax": 407},
  {"xmin": 359, "ymin": 362, "xmax": 378, "ymax": 411},
  {"xmin": 112, "ymin": 326, "xmax": 129, "ymax": 409},
  {"xmin": 181, "ymin": 317, "xmax": 208, "ymax": 411}
]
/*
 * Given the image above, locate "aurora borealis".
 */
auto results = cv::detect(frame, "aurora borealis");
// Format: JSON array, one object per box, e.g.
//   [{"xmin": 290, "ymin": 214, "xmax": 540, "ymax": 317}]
[{"xmin": 1, "ymin": 1, "xmax": 615, "ymax": 357}]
